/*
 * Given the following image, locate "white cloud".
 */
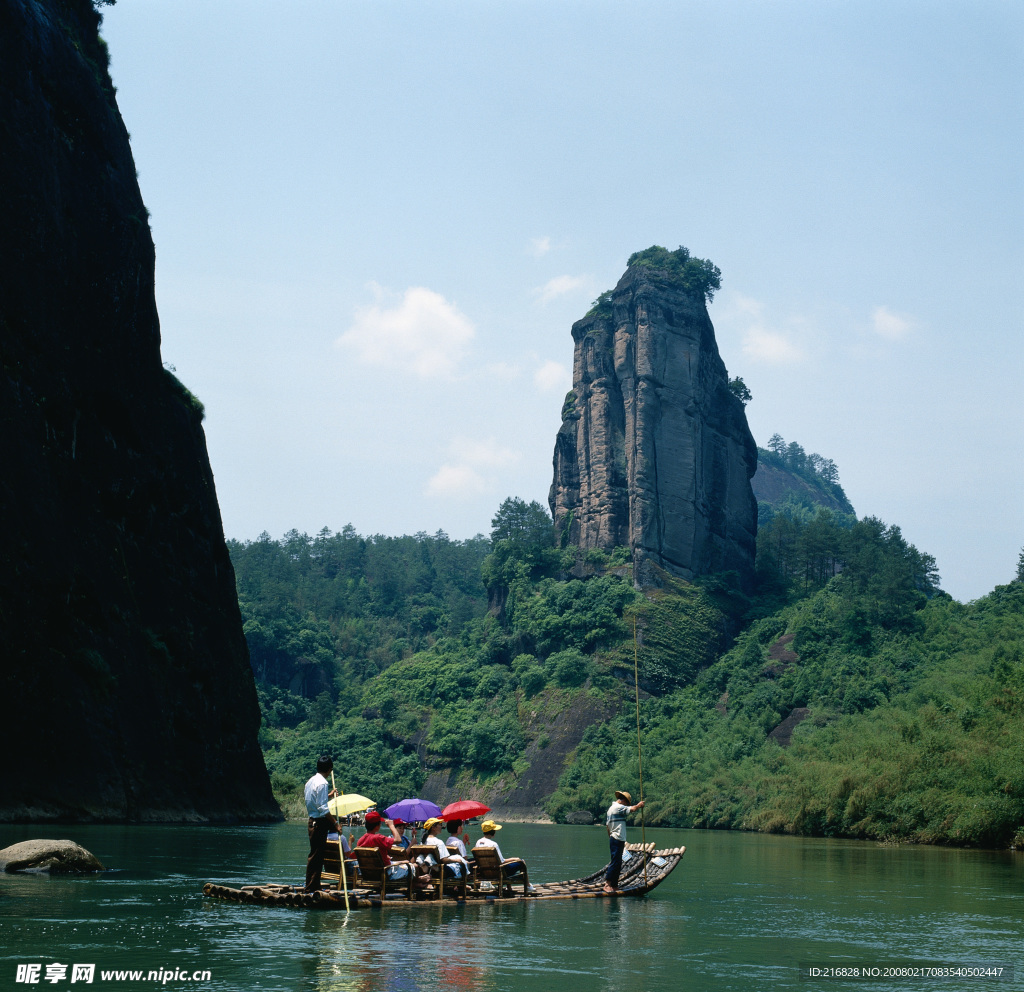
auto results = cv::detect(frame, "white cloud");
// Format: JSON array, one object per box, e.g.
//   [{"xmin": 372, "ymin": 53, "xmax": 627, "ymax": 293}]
[
  {"xmin": 425, "ymin": 464, "xmax": 488, "ymax": 497},
  {"xmin": 725, "ymin": 295, "xmax": 806, "ymax": 365},
  {"xmin": 534, "ymin": 359, "xmax": 569, "ymax": 393},
  {"xmin": 731, "ymin": 295, "xmax": 763, "ymax": 319},
  {"xmin": 425, "ymin": 437, "xmax": 521, "ymax": 499},
  {"xmin": 742, "ymin": 326, "xmax": 805, "ymax": 364},
  {"xmin": 486, "ymin": 360, "xmax": 522, "ymax": 381},
  {"xmin": 530, "ymin": 236, "xmax": 553, "ymax": 257},
  {"xmin": 535, "ymin": 274, "xmax": 589, "ymax": 304},
  {"xmin": 337, "ymin": 286, "xmax": 474, "ymax": 378},
  {"xmin": 872, "ymin": 306, "xmax": 914, "ymax": 340},
  {"xmin": 451, "ymin": 437, "xmax": 520, "ymax": 469}
]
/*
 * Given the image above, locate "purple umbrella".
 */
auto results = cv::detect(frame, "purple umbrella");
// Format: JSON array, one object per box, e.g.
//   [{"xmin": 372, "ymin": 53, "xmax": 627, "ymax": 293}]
[{"xmin": 385, "ymin": 798, "xmax": 442, "ymax": 822}]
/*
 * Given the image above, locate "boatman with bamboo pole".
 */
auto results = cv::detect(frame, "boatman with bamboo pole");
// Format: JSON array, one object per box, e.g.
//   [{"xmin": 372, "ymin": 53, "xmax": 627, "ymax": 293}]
[
  {"xmin": 602, "ymin": 789, "xmax": 644, "ymax": 894},
  {"xmin": 603, "ymin": 613, "xmax": 649, "ymax": 894},
  {"xmin": 303, "ymin": 755, "xmax": 338, "ymax": 892}
]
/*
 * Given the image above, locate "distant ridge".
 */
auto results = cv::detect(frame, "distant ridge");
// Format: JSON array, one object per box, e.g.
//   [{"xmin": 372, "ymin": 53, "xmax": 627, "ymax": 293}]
[{"xmin": 753, "ymin": 436, "xmax": 854, "ymax": 525}]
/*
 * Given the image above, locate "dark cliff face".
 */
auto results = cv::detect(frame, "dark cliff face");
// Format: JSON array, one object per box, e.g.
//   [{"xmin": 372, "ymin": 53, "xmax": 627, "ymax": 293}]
[
  {"xmin": 549, "ymin": 261, "xmax": 757, "ymax": 587},
  {"xmin": 0, "ymin": 0, "xmax": 277, "ymax": 821}
]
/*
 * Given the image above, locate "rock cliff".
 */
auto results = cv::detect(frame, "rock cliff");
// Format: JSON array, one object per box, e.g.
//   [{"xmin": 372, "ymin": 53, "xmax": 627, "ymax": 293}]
[
  {"xmin": 549, "ymin": 247, "xmax": 757, "ymax": 587},
  {"xmin": 0, "ymin": 0, "xmax": 277, "ymax": 821}
]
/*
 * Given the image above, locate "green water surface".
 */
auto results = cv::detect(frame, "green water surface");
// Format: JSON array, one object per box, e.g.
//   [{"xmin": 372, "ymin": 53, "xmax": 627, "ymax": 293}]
[{"xmin": 0, "ymin": 823, "xmax": 1020, "ymax": 991}]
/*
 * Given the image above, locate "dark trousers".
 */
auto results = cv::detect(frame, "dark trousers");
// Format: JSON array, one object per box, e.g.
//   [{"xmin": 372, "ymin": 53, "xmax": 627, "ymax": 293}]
[
  {"xmin": 306, "ymin": 816, "xmax": 329, "ymax": 890},
  {"xmin": 605, "ymin": 837, "xmax": 626, "ymax": 889}
]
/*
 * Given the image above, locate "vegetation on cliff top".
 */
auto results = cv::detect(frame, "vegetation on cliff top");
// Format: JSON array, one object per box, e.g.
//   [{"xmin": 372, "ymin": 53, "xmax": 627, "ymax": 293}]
[
  {"xmin": 627, "ymin": 245, "xmax": 722, "ymax": 302},
  {"xmin": 587, "ymin": 244, "xmax": 722, "ymax": 317}
]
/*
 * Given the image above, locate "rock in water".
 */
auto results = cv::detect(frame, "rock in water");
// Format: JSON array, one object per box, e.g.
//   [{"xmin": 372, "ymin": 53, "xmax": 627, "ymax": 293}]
[
  {"xmin": 0, "ymin": 0, "xmax": 277, "ymax": 822},
  {"xmin": 0, "ymin": 840, "xmax": 105, "ymax": 874},
  {"xmin": 550, "ymin": 248, "xmax": 757, "ymax": 587}
]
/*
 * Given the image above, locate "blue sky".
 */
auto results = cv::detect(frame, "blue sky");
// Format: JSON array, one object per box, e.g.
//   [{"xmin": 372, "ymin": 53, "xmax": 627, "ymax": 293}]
[{"xmin": 101, "ymin": 0, "xmax": 1022, "ymax": 602}]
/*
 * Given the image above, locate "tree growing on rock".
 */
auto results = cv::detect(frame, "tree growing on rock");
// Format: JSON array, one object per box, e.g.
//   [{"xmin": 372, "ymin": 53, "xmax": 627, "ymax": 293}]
[
  {"xmin": 728, "ymin": 376, "xmax": 752, "ymax": 406},
  {"xmin": 489, "ymin": 497, "xmax": 553, "ymax": 552}
]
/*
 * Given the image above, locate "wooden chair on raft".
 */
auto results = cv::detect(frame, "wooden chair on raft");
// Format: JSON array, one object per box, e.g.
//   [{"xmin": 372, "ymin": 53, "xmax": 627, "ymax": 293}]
[
  {"xmin": 406, "ymin": 844, "xmax": 468, "ymax": 900},
  {"xmin": 321, "ymin": 840, "xmax": 357, "ymax": 889},
  {"xmin": 352, "ymin": 847, "xmax": 414, "ymax": 900},
  {"xmin": 471, "ymin": 846, "xmax": 530, "ymax": 896},
  {"xmin": 405, "ymin": 844, "xmax": 433, "ymax": 867}
]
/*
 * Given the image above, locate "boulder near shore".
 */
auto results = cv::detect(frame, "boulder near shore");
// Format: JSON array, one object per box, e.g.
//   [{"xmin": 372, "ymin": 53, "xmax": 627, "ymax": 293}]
[{"xmin": 0, "ymin": 840, "xmax": 105, "ymax": 873}]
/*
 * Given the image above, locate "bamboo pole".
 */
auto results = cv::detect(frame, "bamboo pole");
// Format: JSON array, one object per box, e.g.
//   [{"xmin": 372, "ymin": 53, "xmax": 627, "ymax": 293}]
[
  {"xmin": 633, "ymin": 613, "xmax": 648, "ymax": 888},
  {"xmin": 331, "ymin": 770, "xmax": 351, "ymax": 911}
]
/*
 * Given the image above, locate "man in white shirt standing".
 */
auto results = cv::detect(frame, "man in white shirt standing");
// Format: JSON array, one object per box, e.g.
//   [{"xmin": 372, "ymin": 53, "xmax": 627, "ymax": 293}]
[
  {"xmin": 303, "ymin": 754, "xmax": 338, "ymax": 891},
  {"xmin": 603, "ymin": 788, "xmax": 644, "ymax": 894}
]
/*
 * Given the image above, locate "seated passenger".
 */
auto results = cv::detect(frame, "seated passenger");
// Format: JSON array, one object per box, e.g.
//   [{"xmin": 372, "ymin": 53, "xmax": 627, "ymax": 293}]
[
  {"xmin": 392, "ymin": 818, "xmax": 411, "ymax": 851},
  {"xmin": 357, "ymin": 811, "xmax": 428, "ymax": 884},
  {"xmin": 421, "ymin": 817, "xmax": 470, "ymax": 878},
  {"xmin": 445, "ymin": 819, "xmax": 472, "ymax": 860},
  {"xmin": 473, "ymin": 820, "xmax": 533, "ymax": 890},
  {"xmin": 326, "ymin": 828, "xmax": 352, "ymax": 858}
]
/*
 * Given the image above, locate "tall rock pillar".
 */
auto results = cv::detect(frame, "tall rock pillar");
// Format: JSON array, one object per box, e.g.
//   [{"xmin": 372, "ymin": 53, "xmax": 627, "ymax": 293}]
[{"xmin": 549, "ymin": 248, "xmax": 757, "ymax": 587}]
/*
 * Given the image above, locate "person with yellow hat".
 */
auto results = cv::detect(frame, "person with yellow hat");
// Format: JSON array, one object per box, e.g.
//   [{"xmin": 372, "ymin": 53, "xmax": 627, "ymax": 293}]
[
  {"xmin": 603, "ymin": 789, "xmax": 644, "ymax": 894},
  {"xmin": 421, "ymin": 817, "xmax": 470, "ymax": 881},
  {"xmin": 472, "ymin": 820, "xmax": 533, "ymax": 892}
]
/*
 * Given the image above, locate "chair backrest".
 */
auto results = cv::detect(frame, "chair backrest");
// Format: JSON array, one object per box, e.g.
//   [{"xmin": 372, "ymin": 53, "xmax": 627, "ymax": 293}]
[
  {"xmin": 471, "ymin": 846, "xmax": 503, "ymax": 880},
  {"xmin": 407, "ymin": 844, "xmax": 441, "ymax": 864},
  {"xmin": 322, "ymin": 840, "xmax": 343, "ymax": 881},
  {"xmin": 353, "ymin": 846, "xmax": 387, "ymax": 882}
]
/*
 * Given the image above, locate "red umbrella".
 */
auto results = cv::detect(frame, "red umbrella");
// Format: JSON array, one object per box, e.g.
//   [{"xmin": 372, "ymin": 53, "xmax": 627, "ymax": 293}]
[{"xmin": 441, "ymin": 800, "xmax": 491, "ymax": 821}]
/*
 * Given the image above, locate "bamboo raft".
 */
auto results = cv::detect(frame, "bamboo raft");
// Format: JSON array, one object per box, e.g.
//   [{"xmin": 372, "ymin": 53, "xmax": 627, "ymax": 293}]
[{"xmin": 203, "ymin": 841, "xmax": 685, "ymax": 910}]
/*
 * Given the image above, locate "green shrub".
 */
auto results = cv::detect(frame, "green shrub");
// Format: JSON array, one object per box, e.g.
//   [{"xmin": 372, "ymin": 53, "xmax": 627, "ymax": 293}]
[
  {"xmin": 162, "ymin": 367, "xmax": 205, "ymax": 421},
  {"xmin": 626, "ymin": 245, "xmax": 722, "ymax": 303},
  {"xmin": 550, "ymin": 648, "xmax": 591, "ymax": 687}
]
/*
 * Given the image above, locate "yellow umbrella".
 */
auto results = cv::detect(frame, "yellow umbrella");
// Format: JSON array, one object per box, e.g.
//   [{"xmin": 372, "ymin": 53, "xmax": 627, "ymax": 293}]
[{"xmin": 328, "ymin": 793, "xmax": 376, "ymax": 818}]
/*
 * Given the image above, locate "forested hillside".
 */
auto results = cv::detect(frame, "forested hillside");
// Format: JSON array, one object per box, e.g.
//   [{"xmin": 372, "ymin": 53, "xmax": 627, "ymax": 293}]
[
  {"xmin": 229, "ymin": 455, "xmax": 1024, "ymax": 848},
  {"xmin": 753, "ymin": 433, "xmax": 855, "ymax": 524},
  {"xmin": 231, "ymin": 526, "xmax": 491, "ymax": 711},
  {"xmin": 551, "ymin": 556, "xmax": 1024, "ymax": 848}
]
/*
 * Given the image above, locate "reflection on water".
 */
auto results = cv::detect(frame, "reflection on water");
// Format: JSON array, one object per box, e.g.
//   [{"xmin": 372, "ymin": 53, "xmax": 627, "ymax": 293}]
[{"xmin": 0, "ymin": 823, "xmax": 1020, "ymax": 991}]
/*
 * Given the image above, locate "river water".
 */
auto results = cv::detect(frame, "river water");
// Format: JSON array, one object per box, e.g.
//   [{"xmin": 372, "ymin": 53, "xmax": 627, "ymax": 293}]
[{"xmin": 0, "ymin": 823, "xmax": 1020, "ymax": 991}]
